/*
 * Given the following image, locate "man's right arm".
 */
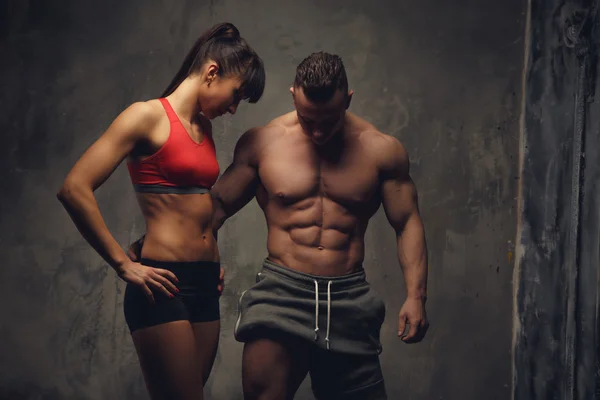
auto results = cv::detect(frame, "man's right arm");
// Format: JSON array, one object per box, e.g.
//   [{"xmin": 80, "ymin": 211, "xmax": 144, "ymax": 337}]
[{"xmin": 211, "ymin": 127, "xmax": 262, "ymax": 233}]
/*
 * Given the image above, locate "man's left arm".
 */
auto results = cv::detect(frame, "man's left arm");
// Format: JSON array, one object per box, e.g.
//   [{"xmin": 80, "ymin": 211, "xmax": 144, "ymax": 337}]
[{"xmin": 379, "ymin": 136, "xmax": 429, "ymax": 343}]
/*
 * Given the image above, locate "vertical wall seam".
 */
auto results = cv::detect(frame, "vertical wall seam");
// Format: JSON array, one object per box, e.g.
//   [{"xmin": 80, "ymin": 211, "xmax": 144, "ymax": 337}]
[
  {"xmin": 512, "ymin": 0, "xmax": 533, "ymax": 399},
  {"xmin": 564, "ymin": 2, "xmax": 598, "ymax": 396},
  {"xmin": 564, "ymin": 50, "xmax": 586, "ymax": 400}
]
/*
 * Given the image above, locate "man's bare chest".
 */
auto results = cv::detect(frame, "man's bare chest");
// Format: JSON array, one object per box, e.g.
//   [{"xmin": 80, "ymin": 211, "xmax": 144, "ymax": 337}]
[{"xmin": 257, "ymin": 142, "xmax": 381, "ymax": 208}]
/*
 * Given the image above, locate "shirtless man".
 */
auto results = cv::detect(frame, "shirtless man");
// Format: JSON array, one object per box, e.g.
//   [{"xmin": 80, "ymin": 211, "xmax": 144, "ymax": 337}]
[{"xmin": 211, "ymin": 52, "xmax": 429, "ymax": 400}]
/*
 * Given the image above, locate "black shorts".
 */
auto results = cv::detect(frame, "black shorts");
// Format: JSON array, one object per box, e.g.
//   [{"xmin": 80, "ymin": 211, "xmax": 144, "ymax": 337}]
[
  {"xmin": 124, "ymin": 258, "xmax": 221, "ymax": 333},
  {"xmin": 235, "ymin": 259, "xmax": 387, "ymax": 399}
]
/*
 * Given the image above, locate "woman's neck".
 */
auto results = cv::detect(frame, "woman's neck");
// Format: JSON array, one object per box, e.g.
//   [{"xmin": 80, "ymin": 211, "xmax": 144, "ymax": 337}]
[{"xmin": 166, "ymin": 77, "xmax": 203, "ymax": 122}]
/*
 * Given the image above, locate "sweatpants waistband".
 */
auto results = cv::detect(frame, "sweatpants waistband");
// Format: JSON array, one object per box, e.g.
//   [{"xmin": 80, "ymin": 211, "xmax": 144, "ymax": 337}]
[{"xmin": 262, "ymin": 259, "xmax": 367, "ymax": 292}]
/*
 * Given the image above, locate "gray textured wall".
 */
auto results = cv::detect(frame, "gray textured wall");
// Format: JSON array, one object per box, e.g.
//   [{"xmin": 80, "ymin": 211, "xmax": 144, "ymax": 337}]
[
  {"xmin": 514, "ymin": 1, "xmax": 600, "ymax": 399},
  {"xmin": 0, "ymin": 0, "xmax": 525, "ymax": 399}
]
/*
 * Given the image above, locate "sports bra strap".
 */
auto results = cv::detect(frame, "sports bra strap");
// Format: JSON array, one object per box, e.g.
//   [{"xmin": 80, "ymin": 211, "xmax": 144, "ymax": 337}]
[{"xmin": 159, "ymin": 98, "xmax": 180, "ymax": 124}]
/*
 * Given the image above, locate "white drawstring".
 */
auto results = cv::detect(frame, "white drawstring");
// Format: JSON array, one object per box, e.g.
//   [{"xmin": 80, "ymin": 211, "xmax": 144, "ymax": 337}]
[
  {"xmin": 313, "ymin": 279, "xmax": 333, "ymax": 350},
  {"xmin": 325, "ymin": 280, "xmax": 332, "ymax": 350},
  {"xmin": 314, "ymin": 280, "xmax": 319, "ymax": 340}
]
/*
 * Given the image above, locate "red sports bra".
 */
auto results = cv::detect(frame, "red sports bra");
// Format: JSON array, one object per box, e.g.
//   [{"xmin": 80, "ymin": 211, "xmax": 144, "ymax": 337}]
[{"xmin": 127, "ymin": 98, "xmax": 220, "ymax": 194}]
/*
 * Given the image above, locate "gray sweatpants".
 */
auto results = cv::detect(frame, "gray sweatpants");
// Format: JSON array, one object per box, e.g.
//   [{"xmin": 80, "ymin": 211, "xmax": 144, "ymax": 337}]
[{"xmin": 235, "ymin": 259, "xmax": 387, "ymax": 399}]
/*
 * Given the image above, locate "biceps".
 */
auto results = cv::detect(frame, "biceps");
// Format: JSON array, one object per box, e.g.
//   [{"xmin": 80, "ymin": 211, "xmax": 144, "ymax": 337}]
[
  {"xmin": 381, "ymin": 178, "xmax": 419, "ymax": 232},
  {"xmin": 213, "ymin": 163, "xmax": 259, "ymax": 205}
]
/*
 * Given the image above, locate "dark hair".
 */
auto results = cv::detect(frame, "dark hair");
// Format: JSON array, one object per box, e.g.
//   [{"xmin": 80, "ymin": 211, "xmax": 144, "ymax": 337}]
[
  {"xmin": 293, "ymin": 52, "xmax": 348, "ymax": 103},
  {"xmin": 161, "ymin": 22, "xmax": 265, "ymax": 103}
]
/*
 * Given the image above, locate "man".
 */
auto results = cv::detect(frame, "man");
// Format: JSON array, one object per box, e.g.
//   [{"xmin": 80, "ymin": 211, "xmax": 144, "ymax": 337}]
[{"xmin": 211, "ymin": 52, "xmax": 429, "ymax": 400}]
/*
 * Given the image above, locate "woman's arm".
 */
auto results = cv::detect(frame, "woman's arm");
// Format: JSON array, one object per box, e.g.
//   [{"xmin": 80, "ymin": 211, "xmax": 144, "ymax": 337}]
[{"xmin": 57, "ymin": 102, "xmax": 178, "ymax": 303}]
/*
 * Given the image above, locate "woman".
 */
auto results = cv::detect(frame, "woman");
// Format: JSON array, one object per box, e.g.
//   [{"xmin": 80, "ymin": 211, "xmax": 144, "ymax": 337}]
[{"xmin": 57, "ymin": 22, "xmax": 265, "ymax": 400}]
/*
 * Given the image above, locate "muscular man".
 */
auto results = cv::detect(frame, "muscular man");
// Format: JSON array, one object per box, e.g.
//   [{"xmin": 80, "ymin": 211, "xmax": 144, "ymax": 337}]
[{"xmin": 212, "ymin": 52, "xmax": 429, "ymax": 400}]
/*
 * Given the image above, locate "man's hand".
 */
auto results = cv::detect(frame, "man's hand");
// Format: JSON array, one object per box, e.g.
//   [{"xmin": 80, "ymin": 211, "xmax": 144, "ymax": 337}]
[
  {"xmin": 398, "ymin": 298, "xmax": 429, "ymax": 343},
  {"xmin": 218, "ymin": 267, "xmax": 225, "ymax": 295},
  {"xmin": 127, "ymin": 235, "xmax": 145, "ymax": 262}
]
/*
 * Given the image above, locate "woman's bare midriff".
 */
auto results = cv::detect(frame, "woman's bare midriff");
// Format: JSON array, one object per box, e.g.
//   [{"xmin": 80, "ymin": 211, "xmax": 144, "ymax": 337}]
[{"xmin": 135, "ymin": 192, "xmax": 219, "ymax": 262}]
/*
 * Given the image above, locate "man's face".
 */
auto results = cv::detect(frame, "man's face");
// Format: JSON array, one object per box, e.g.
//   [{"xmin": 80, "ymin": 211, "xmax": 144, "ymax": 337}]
[{"xmin": 292, "ymin": 86, "xmax": 352, "ymax": 145}]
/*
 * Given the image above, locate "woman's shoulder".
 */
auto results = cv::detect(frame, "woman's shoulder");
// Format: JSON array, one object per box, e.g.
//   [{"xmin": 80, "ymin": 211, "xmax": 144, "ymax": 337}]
[{"xmin": 115, "ymin": 99, "xmax": 165, "ymax": 133}]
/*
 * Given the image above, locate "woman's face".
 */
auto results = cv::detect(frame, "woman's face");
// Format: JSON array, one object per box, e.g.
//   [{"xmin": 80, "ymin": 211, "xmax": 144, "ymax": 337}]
[{"xmin": 200, "ymin": 64, "xmax": 243, "ymax": 120}]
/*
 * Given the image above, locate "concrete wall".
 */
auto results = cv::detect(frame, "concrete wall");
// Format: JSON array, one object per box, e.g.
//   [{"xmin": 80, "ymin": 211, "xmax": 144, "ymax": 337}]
[
  {"xmin": 0, "ymin": 0, "xmax": 525, "ymax": 398},
  {"xmin": 514, "ymin": 1, "xmax": 600, "ymax": 399}
]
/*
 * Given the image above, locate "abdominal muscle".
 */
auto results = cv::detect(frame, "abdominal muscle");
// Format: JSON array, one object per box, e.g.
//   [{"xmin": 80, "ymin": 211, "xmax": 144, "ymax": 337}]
[
  {"xmin": 135, "ymin": 192, "xmax": 219, "ymax": 262},
  {"xmin": 267, "ymin": 228, "xmax": 366, "ymax": 277},
  {"xmin": 265, "ymin": 199, "xmax": 368, "ymax": 276}
]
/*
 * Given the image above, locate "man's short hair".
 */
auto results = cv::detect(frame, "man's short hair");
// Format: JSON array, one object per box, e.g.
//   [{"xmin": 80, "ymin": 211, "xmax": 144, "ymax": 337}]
[{"xmin": 294, "ymin": 52, "xmax": 349, "ymax": 103}]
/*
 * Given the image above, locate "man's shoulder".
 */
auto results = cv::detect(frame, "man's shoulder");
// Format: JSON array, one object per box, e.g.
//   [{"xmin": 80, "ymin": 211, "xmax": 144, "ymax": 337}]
[
  {"xmin": 238, "ymin": 122, "xmax": 286, "ymax": 145},
  {"xmin": 349, "ymin": 115, "xmax": 408, "ymax": 172},
  {"xmin": 240, "ymin": 112, "xmax": 294, "ymax": 143},
  {"xmin": 369, "ymin": 131, "xmax": 405, "ymax": 154},
  {"xmin": 265, "ymin": 111, "xmax": 297, "ymax": 133},
  {"xmin": 234, "ymin": 113, "xmax": 294, "ymax": 162},
  {"xmin": 351, "ymin": 120, "xmax": 405, "ymax": 158}
]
